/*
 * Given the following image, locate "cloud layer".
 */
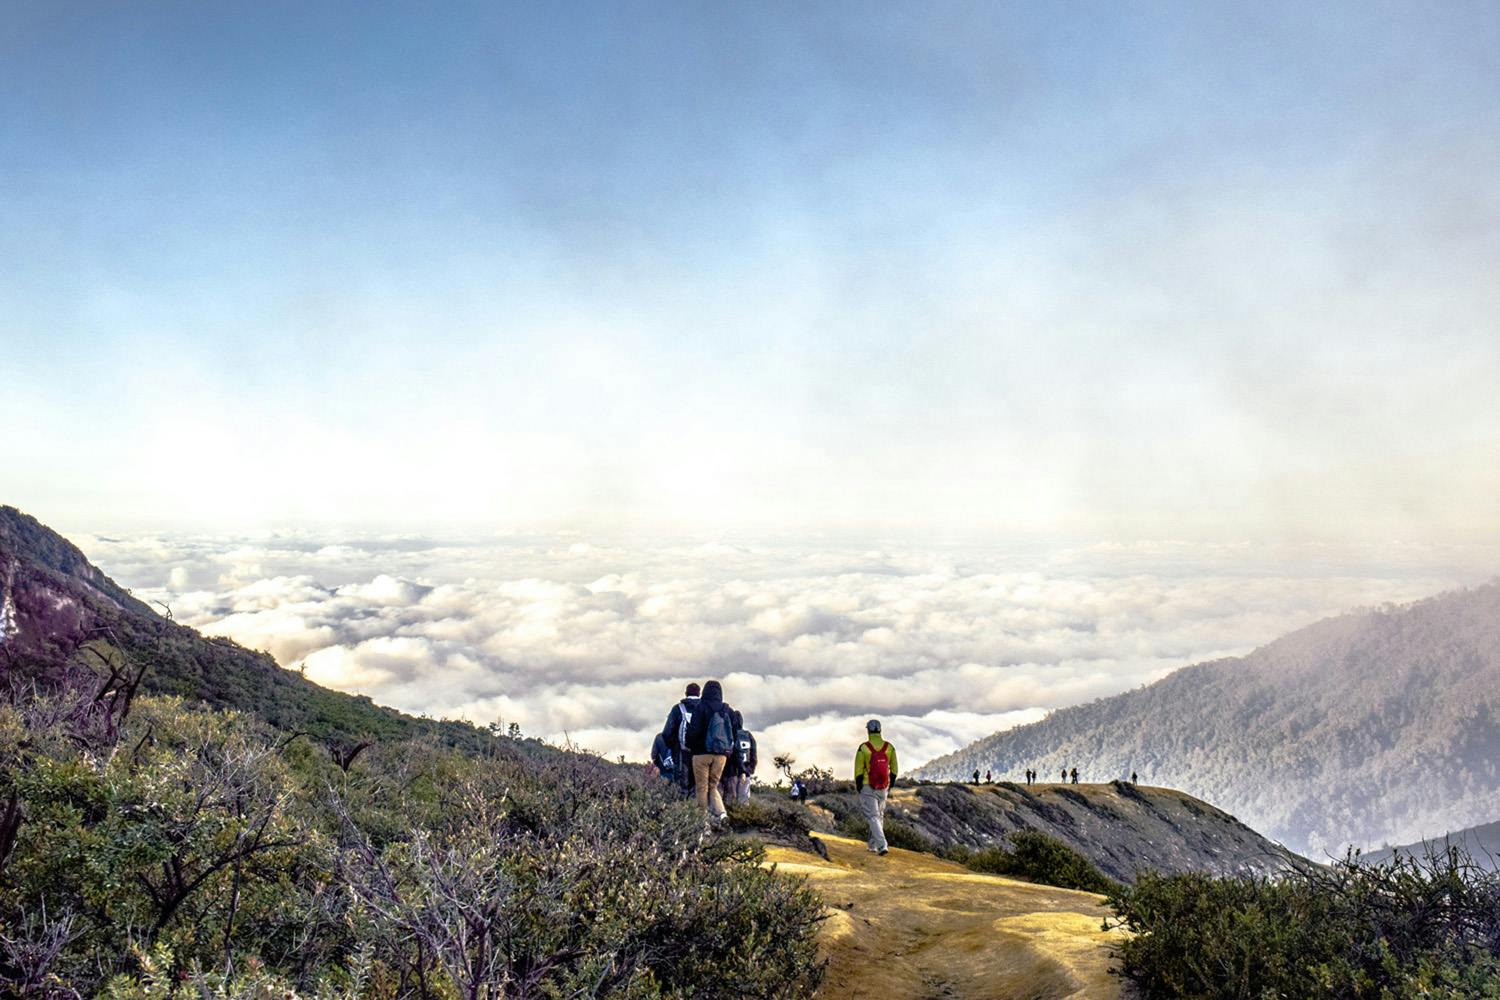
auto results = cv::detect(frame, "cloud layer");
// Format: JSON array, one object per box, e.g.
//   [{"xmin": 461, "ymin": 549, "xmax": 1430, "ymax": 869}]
[{"xmin": 78, "ymin": 532, "xmax": 1489, "ymax": 773}]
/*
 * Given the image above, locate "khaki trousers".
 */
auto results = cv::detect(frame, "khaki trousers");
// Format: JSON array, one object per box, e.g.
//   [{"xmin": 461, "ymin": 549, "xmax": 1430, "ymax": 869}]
[{"xmin": 693, "ymin": 753, "xmax": 728, "ymax": 818}]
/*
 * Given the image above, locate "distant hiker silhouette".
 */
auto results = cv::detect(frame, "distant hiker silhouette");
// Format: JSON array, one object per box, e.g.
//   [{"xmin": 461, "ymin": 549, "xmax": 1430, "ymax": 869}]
[
  {"xmin": 1070, "ymin": 767, "xmax": 1079, "ymax": 785},
  {"xmin": 660, "ymin": 683, "xmax": 701, "ymax": 796},
  {"xmin": 1131, "ymin": 771, "xmax": 1138, "ymax": 784},
  {"xmin": 789, "ymin": 778, "xmax": 804, "ymax": 802},
  {"xmin": 972, "ymin": 769, "xmax": 980, "ymax": 785},
  {"xmin": 855, "ymin": 719, "xmax": 898, "ymax": 856},
  {"xmin": 1061, "ymin": 767, "xmax": 1067, "ymax": 783},
  {"xmin": 985, "ymin": 769, "xmax": 992, "ymax": 783}
]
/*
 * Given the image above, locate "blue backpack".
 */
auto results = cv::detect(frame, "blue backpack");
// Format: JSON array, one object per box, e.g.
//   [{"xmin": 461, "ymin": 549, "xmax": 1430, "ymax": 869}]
[{"xmin": 705, "ymin": 708, "xmax": 735, "ymax": 755}]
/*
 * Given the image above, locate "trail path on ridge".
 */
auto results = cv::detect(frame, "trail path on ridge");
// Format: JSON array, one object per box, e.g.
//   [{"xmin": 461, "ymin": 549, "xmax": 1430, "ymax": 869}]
[{"xmin": 764, "ymin": 834, "xmax": 1132, "ymax": 1000}]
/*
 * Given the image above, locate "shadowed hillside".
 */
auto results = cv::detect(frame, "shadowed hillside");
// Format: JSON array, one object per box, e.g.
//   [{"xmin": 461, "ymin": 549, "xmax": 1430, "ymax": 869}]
[{"xmin": 915, "ymin": 582, "xmax": 1500, "ymax": 856}]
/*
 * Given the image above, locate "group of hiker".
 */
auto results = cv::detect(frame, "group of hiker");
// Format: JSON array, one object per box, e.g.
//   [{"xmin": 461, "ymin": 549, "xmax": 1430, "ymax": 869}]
[
  {"xmin": 648, "ymin": 685, "xmax": 900, "ymax": 856},
  {"xmin": 652, "ymin": 681, "xmax": 758, "ymax": 824},
  {"xmin": 1008, "ymin": 767, "xmax": 1138, "ymax": 784}
]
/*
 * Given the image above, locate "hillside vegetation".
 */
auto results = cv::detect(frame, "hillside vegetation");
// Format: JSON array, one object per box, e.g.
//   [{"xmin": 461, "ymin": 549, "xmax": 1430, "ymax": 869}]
[
  {"xmin": 1109, "ymin": 846, "xmax": 1500, "ymax": 998},
  {"xmin": 917, "ymin": 582, "xmax": 1500, "ymax": 856},
  {"xmin": 0, "ymin": 678, "xmax": 824, "ymax": 997}
]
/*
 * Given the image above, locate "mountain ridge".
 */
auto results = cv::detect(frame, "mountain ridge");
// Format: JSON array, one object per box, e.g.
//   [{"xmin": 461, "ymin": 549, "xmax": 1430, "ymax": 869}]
[
  {"xmin": 913, "ymin": 581, "xmax": 1500, "ymax": 856},
  {"xmin": 0, "ymin": 504, "xmax": 493, "ymax": 751}
]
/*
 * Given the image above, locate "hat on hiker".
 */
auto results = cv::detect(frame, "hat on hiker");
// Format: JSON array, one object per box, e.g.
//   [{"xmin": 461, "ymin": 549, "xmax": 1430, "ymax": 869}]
[
  {"xmin": 866, "ymin": 719, "xmax": 881, "ymax": 732},
  {"xmin": 685, "ymin": 683, "xmax": 701, "ymax": 696}
]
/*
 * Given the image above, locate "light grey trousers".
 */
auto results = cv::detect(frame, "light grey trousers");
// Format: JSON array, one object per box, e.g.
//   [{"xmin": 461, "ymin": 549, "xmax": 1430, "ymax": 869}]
[{"xmin": 859, "ymin": 785, "xmax": 888, "ymax": 852}]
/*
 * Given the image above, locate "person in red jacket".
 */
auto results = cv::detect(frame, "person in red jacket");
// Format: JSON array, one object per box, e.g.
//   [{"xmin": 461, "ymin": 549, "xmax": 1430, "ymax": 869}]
[{"xmin": 853, "ymin": 719, "xmax": 898, "ymax": 855}]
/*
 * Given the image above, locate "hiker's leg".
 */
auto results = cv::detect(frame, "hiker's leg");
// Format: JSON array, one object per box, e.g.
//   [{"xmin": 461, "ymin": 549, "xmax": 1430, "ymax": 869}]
[
  {"xmin": 706, "ymin": 755, "xmax": 728, "ymax": 818},
  {"xmin": 693, "ymin": 754, "xmax": 714, "ymax": 813},
  {"xmin": 860, "ymin": 786, "xmax": 888, "ymax": 852},
  {"xmin": 737, "ymin": 775, "xmax": 751, "ymax": 804}
]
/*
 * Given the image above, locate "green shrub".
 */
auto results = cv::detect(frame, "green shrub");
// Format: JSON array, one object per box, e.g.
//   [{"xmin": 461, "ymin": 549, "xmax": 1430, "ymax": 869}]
[
  {"xmin": 1109, "ymin": 847, "xmax": 1500, "ymax": 998},
  {"xmin": 942, "ymin": 831, "xmax": 1117, "ymax": 894},
  {"xmin": 2, "ymin": 682, "xmax": 826, "ymax": 999}
]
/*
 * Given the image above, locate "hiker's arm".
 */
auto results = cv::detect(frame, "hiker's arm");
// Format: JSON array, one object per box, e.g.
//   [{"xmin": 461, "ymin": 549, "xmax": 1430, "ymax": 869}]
[
  {"xmin": 888, "ymin": 744, "xmax": 899, "ymax": 782},
  {"xmin": 661, "ymin": 708, "xmax": 679, "ymax": 749}
]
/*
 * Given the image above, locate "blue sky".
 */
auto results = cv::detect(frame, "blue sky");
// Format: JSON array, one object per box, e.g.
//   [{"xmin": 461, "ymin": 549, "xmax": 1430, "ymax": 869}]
[{"xmin": 4, "ymin": 2, "xmax": 1498, "ymax": 540}]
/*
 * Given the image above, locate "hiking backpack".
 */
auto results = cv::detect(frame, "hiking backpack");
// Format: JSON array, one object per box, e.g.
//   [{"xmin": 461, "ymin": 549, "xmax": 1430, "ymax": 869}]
[
  {"xmin": 863, "ymin": 741, "xmax": 892, "ymax": 791},
  {"xmin": 736, "ymin": 731, "xmax": 754, "ymax": 772},
  {"xmin": 705, "ymin": 708, "xmax": 735, "ymax": 755}
]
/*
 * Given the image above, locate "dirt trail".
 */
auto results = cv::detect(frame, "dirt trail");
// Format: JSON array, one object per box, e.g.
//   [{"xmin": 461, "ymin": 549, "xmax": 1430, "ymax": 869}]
[{"xmin": 764, "ymin": 834, "xmax": 1130, "ymax": 1000}]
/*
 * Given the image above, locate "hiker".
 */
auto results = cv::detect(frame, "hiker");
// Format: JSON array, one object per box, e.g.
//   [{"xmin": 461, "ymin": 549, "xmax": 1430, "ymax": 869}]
[
  {"xmin": 1027, "ymin": 768, "xmax": 1034, "ymax": 785},
  {"xmin": 732, "ymin": 713, "xmax": 757, "ymax": 805},
  {"xmin": 789, "ymin": 778, "xmax": 805, "ymax": 802},
  {"xmin": 972, "ymin": 768, "xmax": 980, "ymax": 785},
  {"xmin": 855, "ymin": 719, "xmax": 898, "ymax": 856},
  {"xmin": 1131, "ymin": 771, "xmax": 1138, "ymax": 784},
  {"xmin": 660, "ymin": 683, "xmax": 701, "ymax": 796},
  {"xmin": 985, "ymin": 769, "xmax": 992, "ymax": 784},
  {"xmin": 1070, "ymin": 767, "xmax": 1079, "ymax": 785},
  {"xmin": 684, "ymin": 680, "xmax": 737, "ymax": 822},
  {"xmin": 1061, "ymin": 767, "xmax": 1067, "ymax": 783},
  {"xmin": 719, "ymin": 709, "xmax": 756, "ymax": 805},
  {"xmin": 719, "ymin": 710, "xmax": 742, "ymax": 804},
  {"xmin": 650, "ymin": 732, "xmax": 675, "ymax": 782}
]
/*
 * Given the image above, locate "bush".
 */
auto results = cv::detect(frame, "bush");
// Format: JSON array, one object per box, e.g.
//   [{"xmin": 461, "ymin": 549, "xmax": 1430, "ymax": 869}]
[
  {"xmin": 1109, "ymin": 847, "xmax": 1500, "ymax": 998},
  {"xmin": 2, "ymin": 680, "xmax": 827, "ymax": 999},
  {"xmin": 726, "ymin": 796, "xmax": 815, "ymax": 845},
  {"xmin": 942, "ymin": 831, "xmax": 1118, "ymax": 894}
]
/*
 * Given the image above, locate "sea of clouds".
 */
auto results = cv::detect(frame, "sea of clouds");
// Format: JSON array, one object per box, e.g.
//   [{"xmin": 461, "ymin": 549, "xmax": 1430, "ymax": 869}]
[{"xmin": 72, "ymin": 531, "xmax": 1491, "ymax": 775}]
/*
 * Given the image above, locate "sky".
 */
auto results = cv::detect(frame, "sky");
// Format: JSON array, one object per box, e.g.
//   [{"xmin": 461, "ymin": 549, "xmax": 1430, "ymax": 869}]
[{"xmin": 3, "ymin": 1, "xmax": 1498, "ymax": 540}]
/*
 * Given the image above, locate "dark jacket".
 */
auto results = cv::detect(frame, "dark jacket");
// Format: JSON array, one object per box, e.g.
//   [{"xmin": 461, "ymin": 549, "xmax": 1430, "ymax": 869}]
[
  {"xmin": 737, "ymin": 729, "xmax": 758, "ymax": 775},
  {"xmin": 685, "ymin": 681, "xmax": 734, "ymax": 756},
  {"xmin": 661, "ymin": 696, "xmax": 701, "ymax": 751},
  {"xmin": 650, "ymin": 733, "xmax": 674, "ymax": 779}
]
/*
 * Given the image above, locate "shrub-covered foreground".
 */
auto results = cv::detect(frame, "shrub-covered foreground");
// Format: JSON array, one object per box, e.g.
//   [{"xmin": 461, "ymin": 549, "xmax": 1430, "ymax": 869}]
[
  {"xmin": 0, "ymin": 671, "xmax": 825, "ymax": 998},
  {"xmin": 1108, "ymin": 847, "xmax": 1500, "ymax": 998}
]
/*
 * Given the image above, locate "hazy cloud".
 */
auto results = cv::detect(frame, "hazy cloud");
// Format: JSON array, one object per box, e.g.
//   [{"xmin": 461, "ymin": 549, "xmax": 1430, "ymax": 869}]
[{"xmin": 78, "ymin": 533, "xmax": 1489, "ymax": 773}]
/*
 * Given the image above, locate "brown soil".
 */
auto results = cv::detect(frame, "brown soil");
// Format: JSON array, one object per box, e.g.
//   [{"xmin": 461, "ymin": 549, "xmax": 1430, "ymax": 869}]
[{"xmin": 764, "ymin": 834, "xmax": 1132, "ymax": 1000}]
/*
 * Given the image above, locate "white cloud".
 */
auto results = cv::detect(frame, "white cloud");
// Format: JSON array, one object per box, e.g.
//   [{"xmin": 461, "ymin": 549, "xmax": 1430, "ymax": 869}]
[{"xmin": 92, "ymin": 533, "xmax": 1491, "ymax": 773}]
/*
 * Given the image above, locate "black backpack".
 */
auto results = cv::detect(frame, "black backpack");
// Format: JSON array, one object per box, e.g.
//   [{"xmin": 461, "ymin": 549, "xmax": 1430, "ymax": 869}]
[
  {"xmin": 736, "ymin": 731, "xmax": 754, "ymax": 771},
  {"xmin": 705, "ymin": 707, "xmax": 735, "ymax": 755}
]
